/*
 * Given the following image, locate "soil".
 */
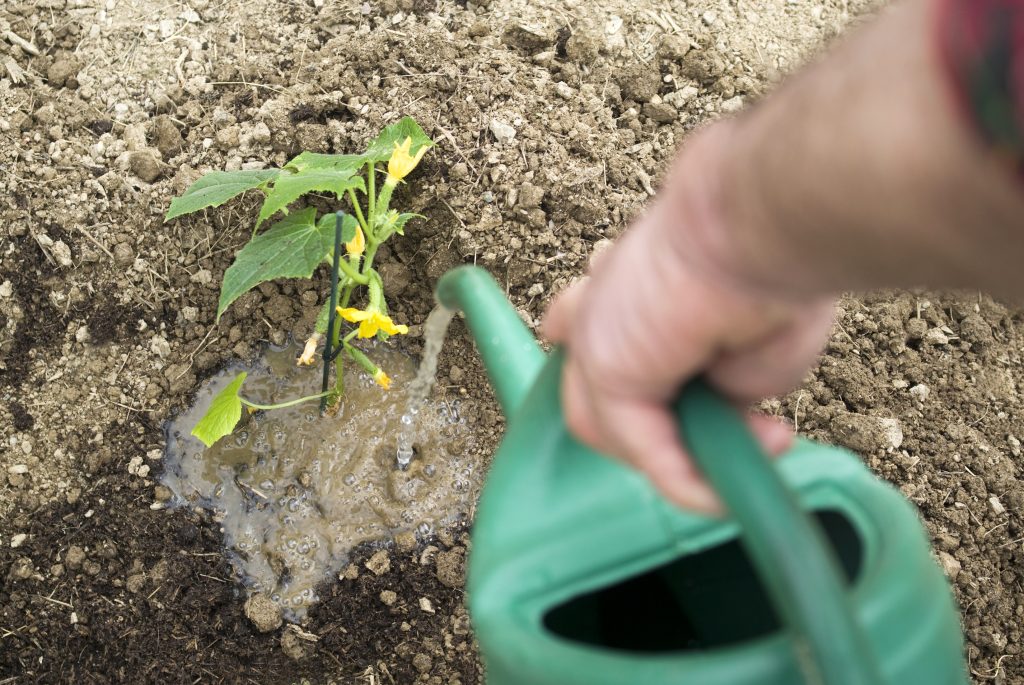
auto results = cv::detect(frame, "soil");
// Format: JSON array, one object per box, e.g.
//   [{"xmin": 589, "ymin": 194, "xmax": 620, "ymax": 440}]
[{"xmin": 1, "ymin": 0, "xmax": 1021, "ymax": 683}]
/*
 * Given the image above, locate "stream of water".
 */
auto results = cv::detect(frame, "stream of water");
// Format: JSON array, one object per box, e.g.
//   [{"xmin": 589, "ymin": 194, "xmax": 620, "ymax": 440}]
[{"xmin": 396, "ymin": 305, "xmax": 455, "ymax": 469}]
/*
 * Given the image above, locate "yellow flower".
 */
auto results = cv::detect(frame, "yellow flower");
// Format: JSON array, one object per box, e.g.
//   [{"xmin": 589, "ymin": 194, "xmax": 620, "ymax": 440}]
[
  {"xmin": 345, "ymin": 225, "xmax": 365, "ymax": 257},
  {"xmin": 373, "ymin": 369, "xmax": 391, "ymax": 389},
  {"xmin": 337, "ymin": 306, "xmax": 409, "ymax": 338},
  {"xmin": 386, "ymin": 136, "xmax": 428, "ymax": 184},
  {"xmin": 296, "ymin": 333, "xmax": 321, "ymax": 366}
]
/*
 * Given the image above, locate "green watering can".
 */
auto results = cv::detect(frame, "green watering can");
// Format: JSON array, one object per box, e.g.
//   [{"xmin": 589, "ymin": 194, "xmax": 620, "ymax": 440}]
[{"xmin": 435, "ymin": 266, "xmax": 967, "ymax": 685}]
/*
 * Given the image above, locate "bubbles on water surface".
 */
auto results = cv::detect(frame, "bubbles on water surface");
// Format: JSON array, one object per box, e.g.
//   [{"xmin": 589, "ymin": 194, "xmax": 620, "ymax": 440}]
[{"xmin": 160, "ymin": 337, "xmax": 480, "ymax": 619}]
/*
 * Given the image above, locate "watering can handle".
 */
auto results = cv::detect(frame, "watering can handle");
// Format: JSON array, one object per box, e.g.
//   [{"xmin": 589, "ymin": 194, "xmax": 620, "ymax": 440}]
[{"xmin": 675, "ymin": 381, "xmax": 884, "ymax": 685}]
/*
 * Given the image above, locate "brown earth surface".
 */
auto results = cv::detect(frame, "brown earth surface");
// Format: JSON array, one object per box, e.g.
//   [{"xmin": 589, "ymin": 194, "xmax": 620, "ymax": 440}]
[{"xmin": 2, "ymin": 0, "xmax": 1022, "ymax": 683}]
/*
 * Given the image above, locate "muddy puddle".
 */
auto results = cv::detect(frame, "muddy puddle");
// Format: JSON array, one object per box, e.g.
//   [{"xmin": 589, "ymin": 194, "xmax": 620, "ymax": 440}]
[{"xmin": 162, "ymin": 341, "xmax": 479, "ymax": 618}]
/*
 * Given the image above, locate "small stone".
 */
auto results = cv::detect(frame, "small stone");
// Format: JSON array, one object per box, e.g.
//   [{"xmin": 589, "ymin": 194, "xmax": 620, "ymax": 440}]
[
  {"xmin": 380, "ymin": 589, "xmax": 398, "ymax": 606},
  {"xmin": 643, "ymin": 101, "xmax": 678, "ymax": 123},
  {"xmin": 909, "ymin": 384, "xmax": 930, "ymax": 402},
  {"xmin": 720, "ymin": 96, "xmax": 744, "ymax": 113},
  {"xmin": 190, "ymin": 269, "xmax": 213, "ymax": 286},
  {"xmin": 959, "ymin": 313, "xmax": 993, "ymax": 349},
  {"xmin": 412, "ymin": 652, "xmax": 433, "ymax": 673},
  {"xmin": 365, "ymin": 550, "xmax": 391, "ymax": 576},
  {"xmin": 51, "ymin": 240, "xmax": 73, "ymax": 267},
  {"xmin": 126, "ymin": 573, "xmax": 146, "ymax": 593},
  {"xmin": 905, "ymin": 317, "xmax": 928, "ymax": 341},
  {"xmin": 518, "ymin": 182, "xmax": 545, "ymax": 209},
  {"xmin": 251, "ymin": 122, "xmax": 272, "ymax": 144},
  {"xmin": 924, "ymin": 328, "xmax": 949, "ymax": 346},
  {"xmin": 244, "ymin": 593, "xmax": 283, "ymax": 633},
  {"xmin": 151, "ymin": 115, "xmax": 183, "ymax": 157},
  {"xmin": 340, "ymin": 563, "xmax": 359, "ymax": 580},
  {"xmin": 47, "ymin": 58, "xmax": 81, "ymax": 88},
  {"xmin": 830, "ymin": 412, "xmax": 903, "ymax": 454},
  {"xmin": 215, "ymin": 125, "xmax": 240, "ymax": 150},
  {"xmin": 501, "ymin": 23, "xmax": 554, "ymax": 52},
  {"xmin": 8, "ymin": 557, "xmax": 34, "ymax": 581},
  {"xmin": 75, "ymin": 325, "xmax": 91, "ymax": 343},
  {"xmin": 418, "ymin": 597, "xmax": 435, "ymax": 613},
  {"xmin": 527, "ymin": 283, "xmax": 545, "ymax": 298},
  {"xmin": 435, "ymin": 548, "xmax": 464, "ymax": 588},
  {"xmin": 989, "ymin": 496, "xmax": 1006, "ymax": 515},
  {"xmin": 11, "ymin": 534, "xmax": 27, "ymax": 548},
  {"xmin": 489, "ymin": 119, "xmax": 517, "ymax": 144},
  {"xmin": 0, "ymin": 281, "xmax": 12, "ymax": 298},
  {"xmin": 129, "ymin": 150, "xmax": 162, "ymax": 183},
  {"xmin": 555, "ymin": 81, "xmax": 575, "ymax": 100},
  {"xmin": 123, "ymin": 123, "xmax": 147, "ymax": 151},
  {"xmin": 8, "ymin": 464, "xmax": 29, "ymax": 475},
  {"xmin": 113, "ymin": 242, "xmax": 134, "ymax": 267},
  {"xmin": 937, "ymin": 551, "xmax": 961, "ymax": 581},
  {"xmin": 65, "ymin": 545, "xmax": 86, "ymax": 569},
  {"xmin": 1008, "ymin": 435, "xmax": 1021, "ymax": 457}
]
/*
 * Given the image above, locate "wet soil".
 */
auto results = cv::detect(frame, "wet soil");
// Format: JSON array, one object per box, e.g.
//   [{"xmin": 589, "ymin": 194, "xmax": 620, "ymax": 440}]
[{"xmin": 2, "ymin": 0, "xmax": 1021, "ymax": 683}]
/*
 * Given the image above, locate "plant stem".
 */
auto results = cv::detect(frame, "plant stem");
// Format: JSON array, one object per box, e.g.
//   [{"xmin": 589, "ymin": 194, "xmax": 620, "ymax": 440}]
[
  {"xmin": 240, "ymin": 391, "xmax": 329, "ymax": 411},
  {"xmin": 336, "ymin": 256, "xmax": 369, "ymax": 284},
  {"xmin": 332, "ymin": 283, "xmax": 356, "ymax": 398},
  {"xmin": 347, "ymin": 187, "xmax": 369, "ymax": 232},
  {"xmin": 367, "ymin": 161, "xmax": 377, "ymax": 234}
]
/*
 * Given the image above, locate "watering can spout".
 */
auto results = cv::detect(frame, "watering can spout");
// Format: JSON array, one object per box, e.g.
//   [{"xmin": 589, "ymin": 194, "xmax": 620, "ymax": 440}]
[{"xmin": 435, "ymin": 266, "xmax": 546, "ymax": 417}]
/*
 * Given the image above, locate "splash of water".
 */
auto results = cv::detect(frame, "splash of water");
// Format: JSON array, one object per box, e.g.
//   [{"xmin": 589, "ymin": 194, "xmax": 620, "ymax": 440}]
[{"xmin": 397, "ymin": 305, "xmax": 455, "ymax": 468}]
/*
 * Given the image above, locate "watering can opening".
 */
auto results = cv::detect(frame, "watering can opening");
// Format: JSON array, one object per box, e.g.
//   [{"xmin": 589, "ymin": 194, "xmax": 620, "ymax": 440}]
[{"xmin": 542, "ymin": 509, "xmax": 864, "ymax": 654}]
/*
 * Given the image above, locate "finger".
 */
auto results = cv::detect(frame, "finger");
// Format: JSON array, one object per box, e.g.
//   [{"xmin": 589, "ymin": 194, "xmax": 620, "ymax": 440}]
[
  {"xmin": 587, "ymin": 394, "xmax": 721, "ymax": 513},
  {"xmin": 542, "ymin": 278, "xmax": 586, "ymax": 343},
  {"xmin": 561, "ymin": 354, "xmax": 607, "ymax": 451},
  {"xmin": 708, "ymin": 300, "xmax": 835, "ymax": 401},
  {"xmin": 746, "ymin": 413, "xmax": 794, "ymax": 457}
]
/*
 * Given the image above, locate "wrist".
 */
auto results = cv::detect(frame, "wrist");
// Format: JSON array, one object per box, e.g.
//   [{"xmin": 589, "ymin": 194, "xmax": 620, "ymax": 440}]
[{"xmin": 655, "ymin": 122, "xmax": 823, "ymax": 303}]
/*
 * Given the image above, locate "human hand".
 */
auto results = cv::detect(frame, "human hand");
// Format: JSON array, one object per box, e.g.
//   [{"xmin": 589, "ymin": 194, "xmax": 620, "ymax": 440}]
[{"xmin": 543, "ymin": 126, "xmax": 835, "ymax": 513}]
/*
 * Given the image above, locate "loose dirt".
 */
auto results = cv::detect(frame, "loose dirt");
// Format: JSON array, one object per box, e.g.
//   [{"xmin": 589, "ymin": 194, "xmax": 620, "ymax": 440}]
[{"xmin": 2, "ymin": 0, "xmax": 1021, "ymax": 683}]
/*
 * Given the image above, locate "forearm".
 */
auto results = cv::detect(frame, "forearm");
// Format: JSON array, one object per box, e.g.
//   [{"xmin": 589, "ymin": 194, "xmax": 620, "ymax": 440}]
[{"xmin": 677, "ymin": 0, "xmax": 1024, "ymax": 300}]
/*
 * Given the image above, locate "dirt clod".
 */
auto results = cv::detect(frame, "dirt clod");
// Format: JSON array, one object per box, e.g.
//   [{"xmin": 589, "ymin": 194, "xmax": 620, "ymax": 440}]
[{"xmin": 245, "ymin": 593, "xmax": 284, "ymax": 633}]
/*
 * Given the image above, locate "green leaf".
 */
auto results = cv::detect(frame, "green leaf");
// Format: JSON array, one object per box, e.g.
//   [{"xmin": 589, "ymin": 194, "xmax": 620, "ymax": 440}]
[
  {"xmin": 379, "ymin": 210, "xmax": 423, "ymax": 238},
  {"xmin": 316, "ymin": 212, "xmax": 359, "ymax": 252},
  {"xmin": 258, "ymin": 168, "xmax": 365, "ymax": 225},
  {"xmin": 192, "ymin": 373, "xmax": 247, "ymax": 447},
  {"xmin": 285, "ymin": 152, "xmax": 365, "ymax": 174},
  {"xmin": 364, "ymin": 116, "xmax": 434, "ymax": 163},
  {"xmin": 217, "ymin": 207, "xmax": 331, "ymax": 320},
  {"xmin": 393, "ymin": 212, "xmax": 423, "ymax": 236},
  {"xmin": 165, "ymin": 170, "xmax": 279, "ymax": 221}
]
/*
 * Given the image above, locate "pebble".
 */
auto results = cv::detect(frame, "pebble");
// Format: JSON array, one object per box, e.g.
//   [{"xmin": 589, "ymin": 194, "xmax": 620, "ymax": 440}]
[
  {"xmin": 244, "ymin": 593, "xmax": 283, "ymax": 632},
  {"xmin": 11, "ymin": 533, "xmax": 27, "ymax": 548},
  {"xmin": 937, "ymin": 551, "xmax": 961, "ymax": 581},
  {"xmin": 379, "ymin": 589, "xmax": 397, "ymax": 606},
  {"xmin": 151, "ymin": 115, "xmax": 182, "ymax": 156},
  {"xmin": 924, "ymin": 328, "xmax": 949, "ymax": 346},
  {"xmin": 555, "ymin": 81, "xmax": 575, "ymax": 100},
  {"xmin": 434, "ymin": 548, "xmax": 465, "ymax": 588},
  {"xmin": 47, "ymin": 58, "xmax": 80, "ymax": 88},
  {"xmin": 0, "ymin": 280, "xmax": 12, "ymax": 298},
  {"xmin": 720, "ymin": 96, "xmax": 744, "ymax": 113},
  {"xmin": 489, "ymin": 118, "xmax": 517, "ymax": 144},
  {"xmin": 909, "ymin": 384, "xmax": 930, "ymax": 402},
  {"xmin": 365, "ymin": 549, "xmax": 391, "ymax": 576},
  {"xmin": 418, "ymin": 597, "xmax": 435, "ymax": 613},
  {"xmin": 989, "ymin": 496, "xmax": 1006, "ymax": 515},
  {"xmin": 8, "ymin": 464, "xmax": 29, "ymax": 475},
  {"xmin": 905, "ymin": 317, "xmax": 927, "ymax": 341},
  {"xmin": 128, "ymin": 150, "xmax": 162, "ymax": 183},
  {"xmin": 643, "ymin": 101, "xmax": 678, "ymax": 123},
  {"xmin": 830, "ymin": 412, "xmax": 903, "ymax": 453},
  {"xmin": 65, "ymin": 545, "xmax": 86, "ymax": 569}
]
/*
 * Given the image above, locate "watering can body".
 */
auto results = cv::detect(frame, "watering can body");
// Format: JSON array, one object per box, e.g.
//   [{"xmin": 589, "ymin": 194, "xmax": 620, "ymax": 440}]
[{"xmin": 436, "ymin": 266, "xmax": 967, "ymax": 685}]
